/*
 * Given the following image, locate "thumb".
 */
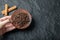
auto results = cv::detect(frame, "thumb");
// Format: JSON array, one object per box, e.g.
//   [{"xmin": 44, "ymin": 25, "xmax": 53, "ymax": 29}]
[{"xmin": 0, "ymin": 19, "xmax": 10, "ymax": 28}]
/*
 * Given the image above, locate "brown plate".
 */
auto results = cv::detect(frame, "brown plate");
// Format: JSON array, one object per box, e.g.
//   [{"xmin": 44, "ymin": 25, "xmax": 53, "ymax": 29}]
[{"xmin": 11, "ymin": 9, "xmax": 32, "ymax": 29}]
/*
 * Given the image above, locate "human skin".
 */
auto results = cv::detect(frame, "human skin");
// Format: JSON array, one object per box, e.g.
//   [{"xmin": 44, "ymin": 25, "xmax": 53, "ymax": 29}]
[{"xmin": 0, "ymin": 16, "xmax": 15, "ymax": 35}]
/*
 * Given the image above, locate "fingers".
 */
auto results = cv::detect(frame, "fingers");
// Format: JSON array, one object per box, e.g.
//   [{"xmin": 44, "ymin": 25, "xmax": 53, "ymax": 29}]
[
  {"xmin": 4, "ymin": 23, "xmax": 15, "ymax": 32},
  {"xmin": 6, "ymin": 26, "xmax": 15, "ymax": 32},
  {"xmin": 0, "ymin": 15, "xmax": 11, "ymax": 22},
  {"xmin": 5, "ymin": 23, "xmax": 14, "ymax": 27},
  {"xmin": 0, "ymin": 16, "xmax": 15, "ymax": 35}
]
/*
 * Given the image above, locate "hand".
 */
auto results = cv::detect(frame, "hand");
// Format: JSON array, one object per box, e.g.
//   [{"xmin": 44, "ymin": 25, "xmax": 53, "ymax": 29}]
[{"xmin": 0, "ymin": 16, "xmax": 15, "ymax": 35}]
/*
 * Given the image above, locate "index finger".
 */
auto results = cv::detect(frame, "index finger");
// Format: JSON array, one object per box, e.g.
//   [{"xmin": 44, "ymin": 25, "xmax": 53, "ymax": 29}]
[{"xmin": 0, "ymin": 15, "xmax": 11, "ymax": 22}]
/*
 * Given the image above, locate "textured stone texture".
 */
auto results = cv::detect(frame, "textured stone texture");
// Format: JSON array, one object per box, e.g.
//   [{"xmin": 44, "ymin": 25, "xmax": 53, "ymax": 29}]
[{"xmin": 0, "ymin": 0, "xmax": 60, "ymax": 40}]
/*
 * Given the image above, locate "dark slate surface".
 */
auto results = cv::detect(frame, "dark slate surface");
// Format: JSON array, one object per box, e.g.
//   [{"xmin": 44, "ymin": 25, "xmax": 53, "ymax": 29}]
[{"xmin": 0, "ymin": 0, "xmax": 60, "ymax": 40}]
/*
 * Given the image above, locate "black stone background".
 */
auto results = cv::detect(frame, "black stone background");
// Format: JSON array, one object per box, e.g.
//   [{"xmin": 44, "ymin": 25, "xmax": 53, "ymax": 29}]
[{"xmin": 0, "ymin": 0, "xmax": 60, "ymax": 40}]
